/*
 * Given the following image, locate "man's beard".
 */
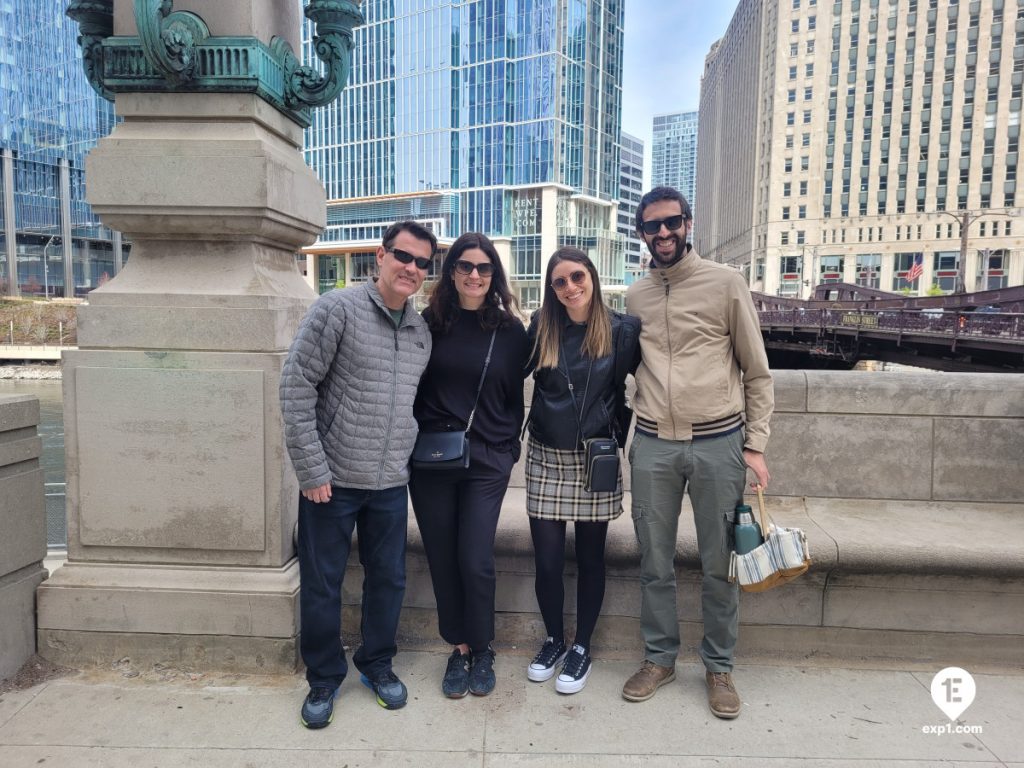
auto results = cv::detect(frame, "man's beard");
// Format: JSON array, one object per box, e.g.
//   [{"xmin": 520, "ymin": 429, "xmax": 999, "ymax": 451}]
[{"xmin": 649, "ymin": 234, "xmax": 688, "ymax": 266}]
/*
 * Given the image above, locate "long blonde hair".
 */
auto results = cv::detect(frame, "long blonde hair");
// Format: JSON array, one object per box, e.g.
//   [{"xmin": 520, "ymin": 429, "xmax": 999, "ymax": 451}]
[{"xmin": 532, "ymin": 247, "xmax": 612, "ymax": 369}]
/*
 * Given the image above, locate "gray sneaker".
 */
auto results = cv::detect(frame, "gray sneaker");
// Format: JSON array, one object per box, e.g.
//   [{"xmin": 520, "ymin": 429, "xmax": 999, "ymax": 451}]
[
  {"xmin": 300, "ymin": 685, "xmax": 338, "ymax": 729},
  {"xmin": 360, "ymin": 670, "xmax": 408, "ymax": 710}
]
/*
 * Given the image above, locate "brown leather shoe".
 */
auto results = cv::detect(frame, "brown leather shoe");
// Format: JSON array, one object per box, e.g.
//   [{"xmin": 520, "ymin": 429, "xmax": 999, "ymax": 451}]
[
  {"xmin": 622, "ymin": 659, "xmax": 676, "ymax": 702},
  {"xmin": 706, "ymin": 671, "xmax": 741, "ymax": 719}
]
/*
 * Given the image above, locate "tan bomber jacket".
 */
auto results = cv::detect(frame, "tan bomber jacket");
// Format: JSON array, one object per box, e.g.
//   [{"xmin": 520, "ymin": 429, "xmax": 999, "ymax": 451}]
[{"xmin": 625, "ymin": 247, "xmax": 774, "ymax": 453}]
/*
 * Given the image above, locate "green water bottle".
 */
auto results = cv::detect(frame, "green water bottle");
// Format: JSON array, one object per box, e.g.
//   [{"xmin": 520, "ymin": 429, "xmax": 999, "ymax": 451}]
[{"xmin": 734, "ymin": 504, "xmax": 764, "ymax": 555}]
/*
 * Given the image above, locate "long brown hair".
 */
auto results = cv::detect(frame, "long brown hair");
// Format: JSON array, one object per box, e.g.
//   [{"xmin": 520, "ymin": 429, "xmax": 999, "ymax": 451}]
[
  {"xmin": 532, "ymin": 247, "xmax": 612, "ymax": 369},
  {"xmin": 426, "ymin": 232, "xmax": 520, "ymax": 333}
]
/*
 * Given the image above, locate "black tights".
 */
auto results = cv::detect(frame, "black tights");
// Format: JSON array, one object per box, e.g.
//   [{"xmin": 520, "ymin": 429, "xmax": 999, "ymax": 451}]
[{"xmin": 529, "ymin": 517, "xmax": 610, "ymax": 651}]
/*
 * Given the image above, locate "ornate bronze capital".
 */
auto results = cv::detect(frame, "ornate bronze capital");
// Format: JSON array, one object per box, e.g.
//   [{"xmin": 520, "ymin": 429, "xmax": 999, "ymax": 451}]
[
  {"xmin": 134, "ymin": 0, "xmax": 210, "ymax": 85},
  {"xmin": 65, "ymin": 0, "xmax": 115, "ymax": 101},
  {"xmin": 64, "ymin": 1, "xmax": 364, "ymax": 124},
  {"xmin": 278, "ymin": 0, "xmax": 365, "ymax": 109}
]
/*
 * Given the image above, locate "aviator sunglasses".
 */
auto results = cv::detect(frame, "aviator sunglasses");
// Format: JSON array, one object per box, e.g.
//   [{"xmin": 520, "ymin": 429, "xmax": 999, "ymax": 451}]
[
  {"xmin": 389, "ymin": 248, "xmax": 432, "ymax": 270},
  {"xmin": 551, "ymin": 270, "xmax": 587, "ymax": 291},
  {"xmin": 454, "ymin": 259, "xmax": 495, "ymax": 277},
  {"xmin": 640, "ymin": 214, "xmax": 686, "ymax": 235}
]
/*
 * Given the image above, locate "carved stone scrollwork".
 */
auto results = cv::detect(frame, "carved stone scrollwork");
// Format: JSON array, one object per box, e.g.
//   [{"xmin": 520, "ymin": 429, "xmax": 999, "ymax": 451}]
[
  {"xmin": 277, "ymin": 0, "xmax": 364, "ymax": 109},
  {"xmin": 65, "ymin": 0, "xmax": 115, "ymax": 101},
  {"xmin": 134, "ymin": 0, "xmax": 210, "ymax": 85}
]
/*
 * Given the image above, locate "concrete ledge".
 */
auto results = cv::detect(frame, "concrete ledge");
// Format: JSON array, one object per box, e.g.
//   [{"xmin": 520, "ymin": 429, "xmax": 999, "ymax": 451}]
[
  {"xmin": 37, "ymin": 629, "xmax": 298, "ymax": 674},
  {"xmin": 371, "ymin": 488, "xmax": 1024, "ymax": 669},
  {"xmin": 0, "ymin": 564, "xmax": 47, "ymax": 681}
]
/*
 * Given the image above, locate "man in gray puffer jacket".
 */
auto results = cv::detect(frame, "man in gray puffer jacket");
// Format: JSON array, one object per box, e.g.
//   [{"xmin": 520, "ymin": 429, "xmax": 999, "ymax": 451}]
[{"xmin": 281, "ymin": 221, "xmax": 434, "ymax": 729}]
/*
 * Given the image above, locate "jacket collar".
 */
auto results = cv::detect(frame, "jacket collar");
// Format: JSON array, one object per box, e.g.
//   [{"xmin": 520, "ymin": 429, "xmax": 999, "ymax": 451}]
[
  {"xmin": 649, "ymin": 244, "xmax": 701, "ymax": 284},
  {"xmin": 366, "ymin": 278, "xmax": 417, "ymax": 327}
]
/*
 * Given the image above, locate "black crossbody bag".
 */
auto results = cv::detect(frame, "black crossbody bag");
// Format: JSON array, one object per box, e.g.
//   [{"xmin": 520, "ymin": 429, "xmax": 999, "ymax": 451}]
[
  {"xmin": 563, "ymin": 356, "xmax": 620, "ymax": 494},
  {"xmin": 411, "ymin": 329, "xmax": 497, "ymax": 470}
]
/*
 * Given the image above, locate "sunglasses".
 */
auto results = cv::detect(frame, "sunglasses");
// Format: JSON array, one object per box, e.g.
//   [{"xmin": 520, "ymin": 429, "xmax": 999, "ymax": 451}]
[
  {"xmin": 551, "ymin": 270, "xmax": 587, "ymax": 291},
  {"xmin": 640, "ymin": 214, "xmax": 686, "ymax": 235},
  {"xmin": 454, "ymin": 259, "xmax": 495, "ymax": 277},
  {"xmin": 389, "ymin": 248, "xmax": 432, "ymax": 270}
]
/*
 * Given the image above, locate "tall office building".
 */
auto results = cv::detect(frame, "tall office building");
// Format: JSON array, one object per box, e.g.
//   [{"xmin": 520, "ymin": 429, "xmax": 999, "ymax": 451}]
[
  {"xmin": 696, "ymin": 0, "xmax": 1024, "ymax": 297},
  {"xmin": 618, "ymin": 130, "xmax": 645, "ymax": 281},
  {"xmin": 651, "ymin": 110, "xmax": 699, "ymax": 209},
  {"xmin": 0, "ymin": 0, "xmax": 121, "ymax": 298},
  {"xmin": 302, "ymin": 0, "xmax": 626, "ymax": 308}
]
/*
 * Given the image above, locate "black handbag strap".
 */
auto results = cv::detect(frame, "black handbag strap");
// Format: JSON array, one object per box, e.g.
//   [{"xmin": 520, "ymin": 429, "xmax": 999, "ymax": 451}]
[
  {"xmin": 561, "ymin": 352, "xmax": 593, "ymax": 448},
  {"xmin": 465, "ymin": 329, "xmax": 498, "ymax": 433}
]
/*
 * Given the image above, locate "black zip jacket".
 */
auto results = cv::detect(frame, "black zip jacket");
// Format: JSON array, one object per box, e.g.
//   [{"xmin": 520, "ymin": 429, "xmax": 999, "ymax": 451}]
[{"xmin": 526, "ymin": 310, "xmax": 641, "ymax": 450}]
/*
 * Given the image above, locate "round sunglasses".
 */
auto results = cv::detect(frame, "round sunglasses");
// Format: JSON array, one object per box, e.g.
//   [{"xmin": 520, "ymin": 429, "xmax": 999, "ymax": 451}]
[
  {"xmin": 453, "ymin": 259, "xmax": 495, "ymax": 277},
  {"xmin": 551, "ymin": 270, "xmax": 587, "ymax": 291}
]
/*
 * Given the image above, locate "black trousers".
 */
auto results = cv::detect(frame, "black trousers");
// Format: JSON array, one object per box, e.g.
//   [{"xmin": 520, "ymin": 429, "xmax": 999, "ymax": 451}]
[{"xmin": 409, "ymin": 440, "xmax": 516, "ymax": 653}]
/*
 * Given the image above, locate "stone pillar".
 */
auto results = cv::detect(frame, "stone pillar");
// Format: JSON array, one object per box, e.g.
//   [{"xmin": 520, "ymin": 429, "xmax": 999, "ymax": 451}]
[
  {"xmin": 38, "ymin": 0, "xmax": 361, "ymax": 673},
  {"xmin": 112, "ymin": 230, "xmax": 123, "ymax": 274},
  {"xmin": 0, "ymin": 395, "xmax": 46, "ymax": 681}
]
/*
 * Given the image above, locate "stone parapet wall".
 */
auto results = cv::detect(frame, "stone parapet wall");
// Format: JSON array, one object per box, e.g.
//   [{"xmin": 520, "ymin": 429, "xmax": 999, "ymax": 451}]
[
  {"xmin": 0, "ymin": 395, "xmax": 46, "ymax": 681},
  {"xmin": 769, "ymin": 371, "xmax": 1024, "ymax": 502},
  {"xmin": 515, "ymin": 371, "xmax": 1024, "ymax": 503}
]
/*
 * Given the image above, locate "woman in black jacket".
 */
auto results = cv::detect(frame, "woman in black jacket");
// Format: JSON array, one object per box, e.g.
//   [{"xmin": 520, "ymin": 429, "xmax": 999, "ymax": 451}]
[
  {"xmin": 524, "ymin": 246, "xmax": 640, "ymax": 694},
  {"xmin": 409, "ymin": 232, "xmax": 529, "ymax": 699}
]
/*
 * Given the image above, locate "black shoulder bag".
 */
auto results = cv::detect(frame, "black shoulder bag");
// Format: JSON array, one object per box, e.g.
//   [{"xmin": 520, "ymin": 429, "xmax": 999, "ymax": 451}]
[
  {"xmin": 411, "ymin": 329, "xmax": 497, "ymax": 470},
  {"xmin": 562, "ymin": 353, "xmax": 620, "ymax": 493}
]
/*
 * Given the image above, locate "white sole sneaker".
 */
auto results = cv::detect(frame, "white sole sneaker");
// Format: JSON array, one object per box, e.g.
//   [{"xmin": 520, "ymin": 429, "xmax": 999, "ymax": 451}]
[
  {"xmin": 555, "ymin": 663, "xmax": 592, "ymax": 694},
  {"xmin": 527, "ymin": 650, "xmax": 568, "ymax": 682}
]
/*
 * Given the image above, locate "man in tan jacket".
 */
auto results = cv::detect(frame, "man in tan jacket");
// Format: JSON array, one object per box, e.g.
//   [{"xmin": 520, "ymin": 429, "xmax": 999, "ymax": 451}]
[{"xmin": 623, "ymin": 186, "xmax": 773, "ymax": 719}]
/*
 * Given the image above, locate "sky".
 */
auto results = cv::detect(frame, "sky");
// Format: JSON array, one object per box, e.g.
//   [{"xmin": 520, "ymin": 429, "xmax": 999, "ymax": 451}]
[{"xmin": 621, "ymin": 0, "xmax": 742, "ymax": 183}]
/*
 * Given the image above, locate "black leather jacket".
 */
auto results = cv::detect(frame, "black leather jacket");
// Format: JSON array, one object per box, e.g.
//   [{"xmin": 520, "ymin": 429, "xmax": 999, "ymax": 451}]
[{"xmin": 526, "ymin": 310, "xmax": 641, "ymax": 450}]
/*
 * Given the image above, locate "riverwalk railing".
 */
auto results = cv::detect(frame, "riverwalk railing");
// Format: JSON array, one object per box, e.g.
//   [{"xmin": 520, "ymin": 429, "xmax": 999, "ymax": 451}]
[{"xmin": 760, "ymin": 308, "xmax": 1024, "ymax": 343}]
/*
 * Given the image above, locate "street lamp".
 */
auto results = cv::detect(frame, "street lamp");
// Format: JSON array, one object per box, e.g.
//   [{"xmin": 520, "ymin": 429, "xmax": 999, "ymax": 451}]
[
  {"xmin": 41, "ymin": 234, "xmax": 59, "ymax": 299},
  {"xmin": 937, "ymin": 208, "xmax": 1020, "ymax": 294}
]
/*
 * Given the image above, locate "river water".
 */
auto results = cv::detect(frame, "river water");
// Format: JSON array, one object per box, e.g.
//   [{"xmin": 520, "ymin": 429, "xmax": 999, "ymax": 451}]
[{"xmin": 0, "ymin": 379, "xmax": 67, "ymax": 547}]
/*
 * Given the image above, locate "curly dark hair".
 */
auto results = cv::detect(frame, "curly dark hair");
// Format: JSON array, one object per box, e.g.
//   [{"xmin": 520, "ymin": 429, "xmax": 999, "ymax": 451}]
[{"xmin": 425, "ymin": 232, "xmax": 521, "ymax": 333}]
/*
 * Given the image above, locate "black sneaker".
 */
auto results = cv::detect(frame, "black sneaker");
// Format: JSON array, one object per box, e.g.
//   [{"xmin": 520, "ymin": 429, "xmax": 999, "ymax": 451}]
[
  {"xmin": 527, "ymin": 637, "xmax": 567, "ymax": 682},
  {"xmin": 300, "ymin": 685, "xmax": 338, "ymax": 729},
  {"xmin": 555, "ymin": 644, "xmax": 592, "ymax": 695},
  {"xmin": 360, "ymin": 669, "xmax": 408, "ymax": 710},
  {"xmin": 442, "ymin": 649, "xmax": 471, "ymax": 699},
  {"xmin": 468, "ymin": 647, "xmax": 496, "ymax": 696}
]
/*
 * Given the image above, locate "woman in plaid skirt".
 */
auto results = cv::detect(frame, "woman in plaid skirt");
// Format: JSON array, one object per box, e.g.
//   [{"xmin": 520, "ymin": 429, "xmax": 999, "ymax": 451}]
[{"xmin": 524, "ymin": 247, "xmax": 640, "ymax": 694}]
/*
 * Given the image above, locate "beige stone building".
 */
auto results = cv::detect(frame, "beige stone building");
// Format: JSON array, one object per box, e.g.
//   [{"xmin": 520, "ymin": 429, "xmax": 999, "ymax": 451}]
[{"xmin": 695, "ymin": 0, "xmax": 1024, "ymax": 298}]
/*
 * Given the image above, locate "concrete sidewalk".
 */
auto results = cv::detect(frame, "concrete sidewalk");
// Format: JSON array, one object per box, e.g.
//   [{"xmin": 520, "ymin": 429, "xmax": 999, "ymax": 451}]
[{"xmin": 1, "ymin": 650, "xmax": 1020, "ymax": 767}]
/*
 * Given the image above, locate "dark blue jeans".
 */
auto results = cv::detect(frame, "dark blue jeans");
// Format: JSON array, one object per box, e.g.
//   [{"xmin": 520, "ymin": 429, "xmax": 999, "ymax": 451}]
[{"xmin": 297, "ymin": 485, "xmax": 408, "ymax": 690}]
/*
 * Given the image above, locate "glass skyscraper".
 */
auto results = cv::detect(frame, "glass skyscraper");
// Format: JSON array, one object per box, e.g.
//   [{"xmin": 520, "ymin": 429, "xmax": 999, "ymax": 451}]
[
  {"xmin": 0, "ymin": 0, "xmax": 121, "ymax": 298},
  {"xmin": 302, "ymin": 0, "xmax": 626, "ymax": 308},
  {"xmin": 652, "ymin": 110, "xmax": 699, "ymax": 214}
]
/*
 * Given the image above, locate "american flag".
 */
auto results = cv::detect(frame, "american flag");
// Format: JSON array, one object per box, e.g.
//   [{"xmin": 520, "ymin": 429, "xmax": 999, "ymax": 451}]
[{"xmin": 906, "ymin": 253, "xmax": 924, "ymax": 282}]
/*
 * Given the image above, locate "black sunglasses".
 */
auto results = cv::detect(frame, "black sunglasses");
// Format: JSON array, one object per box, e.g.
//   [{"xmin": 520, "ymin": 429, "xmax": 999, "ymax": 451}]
[
  {"xmin": 551, "ymin": 270, "xmax": 587, "ymax": 291},
  {"xmin": 389, "ymin": 248, "xmax": 432, "ymax": 270},
  {"xmin": 640, "ymin": 214, "xmax": 686, "ymax": 235},
  {"xmin": 454, "ymin": 259, "xmax": 495, "ymax": 277}
]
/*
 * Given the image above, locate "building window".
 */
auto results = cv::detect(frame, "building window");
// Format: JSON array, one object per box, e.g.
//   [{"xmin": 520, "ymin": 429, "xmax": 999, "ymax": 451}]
[
  {"xmin": 856, "ymin": 253, "xmax": 881, "ymax": 288},
  {"xmin": 783, "ymin": 182, "xmax": 792, "ymax": 197},
  {"xmin": 792, "ymin": 19, "xmax": 800, "ymax": 32},
  {"xmin": 932, "ymin": 250, "xmax": 960, "ymax": 292},
  {"xmin": 783, "ymin": 206, "xmax": 791, "ymax": 219},
  {"xmin": 976, "ymin": 248, "xmax": 1008, "ymax": 290},
  {"xmin": 781, "ymin": 231, "xmax": 790, "ymax": 245},
  {"xmin": 799, "ymin": 180, "xmax": 808, "ymax": 195},
  {"xmin": 789, "ymin": 88, "xmax": 797, "ymax": 102},
  {"xmin": 892, "ymin": 252, "xmax": 924, "ymax": 291},
  {"xmin": 808, "ymin": 15, "xmax": 816, "ymax": 30}
]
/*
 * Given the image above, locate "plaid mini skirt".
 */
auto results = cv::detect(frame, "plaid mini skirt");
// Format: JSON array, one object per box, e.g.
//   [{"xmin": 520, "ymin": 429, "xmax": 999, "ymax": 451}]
[{"xmin": 525, "ymin": 435, "xmax": 624, "ymax": 522}]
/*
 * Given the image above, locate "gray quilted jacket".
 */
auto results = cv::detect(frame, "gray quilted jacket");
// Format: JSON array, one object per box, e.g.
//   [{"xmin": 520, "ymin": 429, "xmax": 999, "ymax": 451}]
[{"xmin": 280, "ymin": 280, "xmax": 432, "ymax": 491}]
